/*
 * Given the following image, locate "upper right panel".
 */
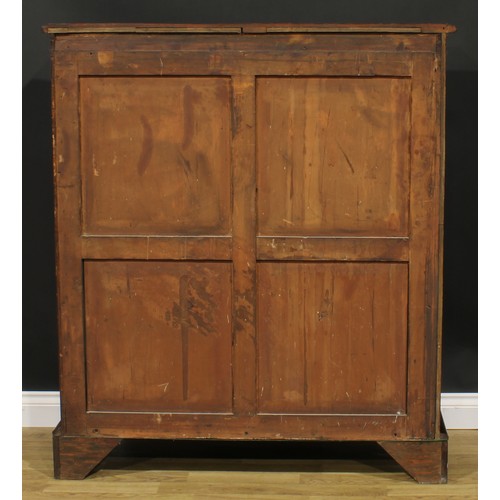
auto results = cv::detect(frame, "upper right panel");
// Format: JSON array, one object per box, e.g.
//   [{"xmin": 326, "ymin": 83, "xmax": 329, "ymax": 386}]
[{"xmin": 257, "ymin": 77, "xmax": 411, "ymax": 236}]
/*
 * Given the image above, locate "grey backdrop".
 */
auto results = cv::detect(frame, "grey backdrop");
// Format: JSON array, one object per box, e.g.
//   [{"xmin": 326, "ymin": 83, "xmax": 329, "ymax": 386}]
[{"xmin": 23, "ymin": 0, "xmax": 477, "ymax": 392}]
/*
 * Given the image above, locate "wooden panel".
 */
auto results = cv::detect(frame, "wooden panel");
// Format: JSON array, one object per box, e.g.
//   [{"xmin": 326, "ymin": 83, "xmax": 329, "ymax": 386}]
[
  {"xmin": 80, "ymin": 77, "xmax": 231, "ymax": 235},
  {"xmin": 257, "ymin": 236, "xmax": 409, "ymax": 261},
  {"xmin": 81, "ymin": 236, "xmax": 232, "ymax": 260},
  {"xmin": 257, "ymin": 77, "xmax": 411, "ymax": 237},
  {"xmin": 257, "ymin": 263, "xmax": 408, "ymax": 415},
  {"xmin": 84, "ymin": 261, "xmax": 233, "ymax": 413}
]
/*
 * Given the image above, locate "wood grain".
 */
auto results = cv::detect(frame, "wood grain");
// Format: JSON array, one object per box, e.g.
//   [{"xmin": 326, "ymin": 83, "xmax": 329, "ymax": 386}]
[
  {"xmin": 379, "ymin": 437, "xmax": 448, "ymax": 484},
  {"xmin": 53, "ymin": 33, "xmax": 439, "ymax": 56},
  {"xmin": 82, "ymin": 412, "xmax": 407, "ymax": 441},
  {"xmin": 84, "ymin": 261, "xmax": 233, "ymax": 413},
  {"xmin": 256, "ymin": 77, "xmax": 411, "ymax": 236},
  {"xmin": 379, "ymin": 419, "xmax": 448, "ymax": 484},
  {"xmin": 80, "ymin": 77, "xmax": 231, "ymax": 236},
  {"xmin": 436, "ymin": 33, "xmax": 447, "ymax": 437},
  {"xmin": 231, "ymin": 75, "xmax": 257, "ymax": 416},
  {"xmin": 52, "ymin": 53, "xmax": 87, "ymax": 434},
  {"xmin": 406, "ymin": 52, "xmax": 442, "ymax": 439},
  {"xmin": 257, "ymin": 263, "xmax": 408, "ymax": 415},
  {"xmin": 81, "ymin": 236, "xmax": 232, "ymax": 260},
  {"xmin": 256, "ymin": 236, "xmax": 409, "ymax": 261},
  {"xmin": 74, "ymin": 50, "xmax": 412, "ymax": 78},
  {"xmin": 52, "ymin": 423, "xmax": 121, "ymax": 480},
  {"xmin": 44, "ymin": 23, "xmax": 457, "ymax": 34}
]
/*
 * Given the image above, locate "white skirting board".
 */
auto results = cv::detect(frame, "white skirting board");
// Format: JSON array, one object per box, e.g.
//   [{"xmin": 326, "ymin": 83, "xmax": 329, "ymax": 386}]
[
  {"xmin": 22, "ymin": 392, "xmax": 478, "ymax": 429},
  {"xmin": 22, "ymin": 392, "xmax": 61, "ymax": 428}
]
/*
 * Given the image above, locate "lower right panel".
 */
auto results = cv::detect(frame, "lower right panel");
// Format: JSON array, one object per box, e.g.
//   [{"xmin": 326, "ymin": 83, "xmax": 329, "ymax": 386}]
[{"xmin": 257, "ymin": 262, "xmax": 408, "ymax": 415}]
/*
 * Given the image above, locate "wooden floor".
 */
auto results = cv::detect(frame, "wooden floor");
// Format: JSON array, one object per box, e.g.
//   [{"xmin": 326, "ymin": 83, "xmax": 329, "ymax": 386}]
[{"xmin": 23, "ymin": 428, "xmax": 477, "ymax": 499}]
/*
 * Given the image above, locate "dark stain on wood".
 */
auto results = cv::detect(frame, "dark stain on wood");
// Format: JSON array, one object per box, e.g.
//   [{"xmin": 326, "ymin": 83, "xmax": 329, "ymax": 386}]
[
  {"xmin": 424, "ymin": 253, "xmax": 436, "ymax": 435},
  {"xmin": 371, "ymin": 289, "xmax": 376, "ymax": 353},
  {"xmin": 169, "ymin": 275, "xmax": 218, "ymax": 336},
  {"xmin": 176, "ymin": 148, "xmax": 192, "ymax": 176},
  {"xmin": 234, "ymin": 303, "xmax": 252, "ymax": 331},
  {"xmin": 182, "ymin": 85, "xmax": 196, "ymax": 149},
  {"xmin": 427, "ymin": 174, "xmax": 435, "ymax": 199},
  {"xmin": 336, "ymin": 139, "xmax": 355, "ymax": 174},
  {"xmin": 215, "ymin": 81, "xmax": 229, "ymax": 103},
  {"xmin": 231, "ymin": 105, "xmax": 242, "ymax": 138},
  {"xmin": 360, "ymin": 106, "xmax": 384, "ymax": 128},
  {"xmin": 303, "ymin": 287, "xmax": 308, "ymax": 406},
  {"xmin": 165, "ymin": 275, "xmax": 217, "ymax": 401},
  {"xmin": 317, "ymin": 289, "xmax": 333, "ymax": 321},
  {"xmin": 179, "ymin": 275, "xmax": 190, "ymax": 400},
  {"xmin": 60, "ymin": 130, "xmax": 70, "ymax": 173},
  {"xmin": 137, "ymin": 115, "xmax": 153, "ymax": 176}
]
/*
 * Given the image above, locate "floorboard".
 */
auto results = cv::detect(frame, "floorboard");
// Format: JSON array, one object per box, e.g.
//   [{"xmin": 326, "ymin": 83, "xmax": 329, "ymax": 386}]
[{"xmin": 23, "ymin": 428, "xmax": 477, "ymax": 499}]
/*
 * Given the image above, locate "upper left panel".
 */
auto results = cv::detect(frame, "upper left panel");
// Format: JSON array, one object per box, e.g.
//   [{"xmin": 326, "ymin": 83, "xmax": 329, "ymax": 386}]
[{"xmin": 80, "ymin": 77, "xmax": 232, "ymax": 235}]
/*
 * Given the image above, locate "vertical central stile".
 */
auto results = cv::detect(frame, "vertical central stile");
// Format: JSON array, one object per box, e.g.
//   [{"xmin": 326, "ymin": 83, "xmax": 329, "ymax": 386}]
[{"xmin": 231, "ymin": 75, "xmax": 257, "ymax": 416}]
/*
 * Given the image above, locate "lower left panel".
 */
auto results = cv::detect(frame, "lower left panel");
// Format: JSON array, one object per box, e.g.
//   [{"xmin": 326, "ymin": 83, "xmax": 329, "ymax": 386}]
[{"xmin": 83, "ymin": 261, "xmax": 233, "ymax": 413}]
